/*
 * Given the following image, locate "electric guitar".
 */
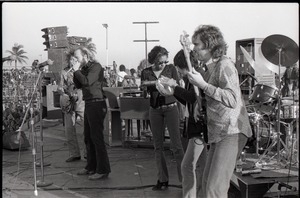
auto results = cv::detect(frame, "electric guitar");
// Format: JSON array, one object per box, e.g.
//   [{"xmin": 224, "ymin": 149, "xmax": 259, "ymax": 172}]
[{"xmin": 180, "ymin": 31, "xmax": 208, "ymax": 142}]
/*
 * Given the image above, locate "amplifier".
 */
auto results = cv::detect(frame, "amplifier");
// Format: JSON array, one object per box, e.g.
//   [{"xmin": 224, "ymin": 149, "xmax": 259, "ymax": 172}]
[{"xmin": 119, "ymin": 97, "xmax": 150, "ymax": 120}]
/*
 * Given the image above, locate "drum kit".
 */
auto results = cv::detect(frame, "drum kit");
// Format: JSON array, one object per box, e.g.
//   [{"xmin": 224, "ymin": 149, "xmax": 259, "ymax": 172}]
[{"xmin": 244, "ymin": 34, "xmax": 299, "ymax": 169}]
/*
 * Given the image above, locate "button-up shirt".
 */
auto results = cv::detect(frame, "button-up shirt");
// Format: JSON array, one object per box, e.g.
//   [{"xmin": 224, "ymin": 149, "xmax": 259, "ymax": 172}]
[{"xmin": 200, "ymin": 56, "xmax": 252, "ymax": 143}]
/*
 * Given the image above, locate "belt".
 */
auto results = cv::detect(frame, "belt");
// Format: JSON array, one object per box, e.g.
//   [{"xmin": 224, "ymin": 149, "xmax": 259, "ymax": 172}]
[
  {"xmin": 85, "ymin": 98, "xmax": 105, "ymax": 103},
  {"xmin": 155, "ymin": 102, "xmax": 177, "ymax": 110}
]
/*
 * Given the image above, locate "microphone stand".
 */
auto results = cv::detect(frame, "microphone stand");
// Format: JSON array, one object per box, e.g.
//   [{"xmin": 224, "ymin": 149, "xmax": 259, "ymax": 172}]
[
  {"xmin": 16, "ymin": 71, "xmax": 44, "ymax": 195},
  {"xmin": 30, "ymin": 106, "xmax": 39, "ymax": 196},
  {"xmin": 22, "ymin": 72, "xmax": 42, "ymax": 196},
  {"xmin": 36, "ymin": 67, "xmax": 53, "ymax": 187}
]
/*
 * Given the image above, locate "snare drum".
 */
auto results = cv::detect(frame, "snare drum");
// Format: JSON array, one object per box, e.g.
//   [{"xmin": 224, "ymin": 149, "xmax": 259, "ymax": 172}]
[
  {"xmin": 281, "ymin": 105, "xmax": 299, "ymax": 119},
  {"xmin": 249, "ymin": 84, "xmax": 278, "ymax": 115}
]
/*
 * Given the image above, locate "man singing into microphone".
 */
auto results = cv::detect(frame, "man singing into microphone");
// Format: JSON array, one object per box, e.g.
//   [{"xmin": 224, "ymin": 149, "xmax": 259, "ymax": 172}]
[{"xmin": 72, "ymin": 47, "xmax": 111, "ymax": 180}]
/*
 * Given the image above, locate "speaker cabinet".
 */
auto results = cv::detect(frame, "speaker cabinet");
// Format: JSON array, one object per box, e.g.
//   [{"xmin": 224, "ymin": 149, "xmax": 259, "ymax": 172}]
[
  {"xmin": 43, "ymin": 40, "xmax": 69, "ymax": 49},
  {"xmin": 236, "ymin": 38, "xmax": 263, "ymax": 75},
  {"xmin": 41, "ymin": 26, "xmax": 68, "ymax": 35},
  {"xmin": 236, "ymin": 38, "xmax": 275, "ymax": 97},
  {"xmin": 47, "ymin": 48, "xmax": 68, "ymax": 73},
  {"xmin": 43, "ymin": 33, "xmax": 68, "ymax": 42},
  {"xmin": 67, "ymin": 36, "xmax": 87, "ymax": 45},
  {"xmin": 3, "ymin": 131, "xmax": 30, "ymax": 150}
]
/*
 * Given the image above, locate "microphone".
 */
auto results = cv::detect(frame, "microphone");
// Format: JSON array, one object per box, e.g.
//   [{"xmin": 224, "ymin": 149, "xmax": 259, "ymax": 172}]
[
  {"xmin": 246, "ymin": 72, "xmax": 258, "ymax": 82},
  {"xmin": 38, "ymin": 59, "xmax": 54, "ymax": 68},
  {"xmin": 32, "ymin": 59, "xmax": 54, "ymax": 69}
]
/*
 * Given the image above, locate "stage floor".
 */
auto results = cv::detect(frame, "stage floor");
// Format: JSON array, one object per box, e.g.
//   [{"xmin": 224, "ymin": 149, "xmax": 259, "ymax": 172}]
[{"xmin": 2, "ymin": 119, "xmax": 298, "ymax": 198}]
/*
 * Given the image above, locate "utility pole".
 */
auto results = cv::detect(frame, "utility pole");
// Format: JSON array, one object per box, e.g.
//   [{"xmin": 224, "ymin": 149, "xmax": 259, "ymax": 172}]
[
  {"xmin": 133, "ymin": 21, "xmax": 159, "ymax": 66},
  {"xmin": 102, "ymin": 24, "xmax": 108, "ymax": 68}
]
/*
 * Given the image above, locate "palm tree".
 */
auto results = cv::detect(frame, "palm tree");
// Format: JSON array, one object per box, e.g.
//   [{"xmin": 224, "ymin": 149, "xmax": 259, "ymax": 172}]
[
  {"xmin": 84, "ymin": 37, "xmax": 97, "ymax": 57},
  {"xmin": 5, "ymin": 43, "xmax": 28, "ymax": 69},
  {"xmin": 67, "ymin": 37, "xmax": 97, "ymax": 60}
]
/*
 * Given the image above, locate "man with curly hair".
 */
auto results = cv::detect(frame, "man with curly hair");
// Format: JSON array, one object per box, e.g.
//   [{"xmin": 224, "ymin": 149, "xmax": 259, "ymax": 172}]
[{"xmin": 187, "ymin": 25, "xmax": 252, "ymax": 197}]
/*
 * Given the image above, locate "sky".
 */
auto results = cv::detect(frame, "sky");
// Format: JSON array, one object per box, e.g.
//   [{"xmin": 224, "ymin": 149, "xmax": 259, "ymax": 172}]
[{"xmin": 2, "ymin": 2, "xmax": 299, "ymax": 70}]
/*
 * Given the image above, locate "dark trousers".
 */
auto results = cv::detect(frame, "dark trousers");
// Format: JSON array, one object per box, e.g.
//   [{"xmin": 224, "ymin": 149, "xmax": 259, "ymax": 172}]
[{"xmin": 84, "ymin": 100, "xmax": 111, "ymax": 174}]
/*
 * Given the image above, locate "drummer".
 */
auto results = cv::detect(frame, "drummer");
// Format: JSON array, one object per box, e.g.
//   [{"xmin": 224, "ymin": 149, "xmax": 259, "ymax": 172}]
[{"xmin": 281, "ymin": 63, "xmax": 299, "ymax": 98}]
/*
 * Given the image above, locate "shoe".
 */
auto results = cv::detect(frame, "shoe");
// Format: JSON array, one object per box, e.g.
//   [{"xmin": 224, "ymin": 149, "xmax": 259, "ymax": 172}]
[
  {"xmin": 77, "ymin": 169, "xmax": 95, "ymax": 175},
  {"xmin": 88, "ymin": 173, "xmax": 109, "ymax": 180},
  {"xmin": 66, "ymin": 156, "xmax": 81, "ymax": 162},
  {"xmin": 152, "ymin": 180, "xmax": 168, "ymax": 191}
]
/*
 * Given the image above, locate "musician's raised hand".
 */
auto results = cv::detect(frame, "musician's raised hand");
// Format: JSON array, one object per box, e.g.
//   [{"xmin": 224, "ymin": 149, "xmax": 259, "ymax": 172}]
[
  {"xmin": 72, "ymin": 60, "xmax": 81, "ymax": 71},
  {"xmin": 187, "ymin": 67, "xmax": 207, "ymax": 90}
]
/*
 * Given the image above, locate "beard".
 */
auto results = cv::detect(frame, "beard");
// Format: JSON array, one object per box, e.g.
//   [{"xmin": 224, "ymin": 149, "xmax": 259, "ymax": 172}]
[{"xmin": 79, "ymin": 59, "xmax": 88, "ymax": 68}]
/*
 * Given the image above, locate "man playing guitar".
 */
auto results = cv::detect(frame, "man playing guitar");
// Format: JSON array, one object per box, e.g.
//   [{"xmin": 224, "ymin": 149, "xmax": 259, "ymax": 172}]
[{"xmin": 160, "ymin": 48, "xmax": 208, "ymax": 198}]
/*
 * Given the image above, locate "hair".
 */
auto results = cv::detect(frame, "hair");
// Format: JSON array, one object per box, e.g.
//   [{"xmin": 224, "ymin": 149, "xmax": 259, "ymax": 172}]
[
  {"xmin": 66, "ymin": 48, "xmax": 75, "ymax": 63},
  {"xmin": 119, "ymin": 64, "xmax": 126, "ymax": 71},
  {"xmin": 192, "ymin": 25, "xmax": 228, "ymax": 59},
  {"xmin": 32, "ymin": 60, "xmax": 39, "ymax": 67},
  {"xmin": 148, "ymin": 46, "xmax": 169, "ymax": 64},
  {"xmin": 67, "ymin": 46, "xmax": 93, "ymax": 61},
  {"xmin": 130, "ymin": 68, "xmax": 136, "ymax": 75},
  {"xmin": 173, "ymin": 49, "xmax": 197, "ymax": 70}
]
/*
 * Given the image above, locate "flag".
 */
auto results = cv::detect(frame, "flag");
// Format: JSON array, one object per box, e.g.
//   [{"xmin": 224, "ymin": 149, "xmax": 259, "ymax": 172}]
[{"xmin": 102, "ymin": 24, "xmax": 108, "ymax": 28}]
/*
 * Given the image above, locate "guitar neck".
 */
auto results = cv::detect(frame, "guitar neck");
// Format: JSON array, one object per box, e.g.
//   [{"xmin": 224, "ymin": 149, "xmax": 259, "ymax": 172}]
[{"xmin": 182, "ymin": 47, "xmax": 200, "ymax": 97}]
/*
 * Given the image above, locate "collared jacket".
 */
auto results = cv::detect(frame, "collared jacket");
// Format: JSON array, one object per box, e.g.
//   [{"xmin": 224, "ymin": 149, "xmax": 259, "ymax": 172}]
[
  {"xmin": 73, "ymin": 61, "xmax": 105, "ymax": 101},
  {"xmin": 200, "ymin": 56, "xmax": 252, "ymax": 143}
]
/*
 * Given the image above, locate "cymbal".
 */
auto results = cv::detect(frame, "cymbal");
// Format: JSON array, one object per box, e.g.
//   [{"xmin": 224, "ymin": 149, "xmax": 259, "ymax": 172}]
[{"xmin": 261, "ymin": 34, "xmax": 299, "ymax": 67}]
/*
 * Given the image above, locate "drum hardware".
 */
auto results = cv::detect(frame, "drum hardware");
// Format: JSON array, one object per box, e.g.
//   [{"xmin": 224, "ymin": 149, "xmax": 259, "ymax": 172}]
[
  {"xmin": 255, "ymin": 128, "xmax": 290, "ymax": 168},
  {"xmin": 260, "ymin": 34, "xmax": 299, "ymax": 167},
  {"xmin": 284, "ymin": 121, "xmax": 298, "ymax": 165},
  {"xmin": 249, "ymin": 112, "xmax": 264, "ymax": 156}
]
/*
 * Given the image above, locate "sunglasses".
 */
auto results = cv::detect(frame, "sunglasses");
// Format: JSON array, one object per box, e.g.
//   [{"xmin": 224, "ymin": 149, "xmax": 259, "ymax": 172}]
[{"xmin": 157, "ymin": 60, "xmax": 169, "ymax": 65}]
